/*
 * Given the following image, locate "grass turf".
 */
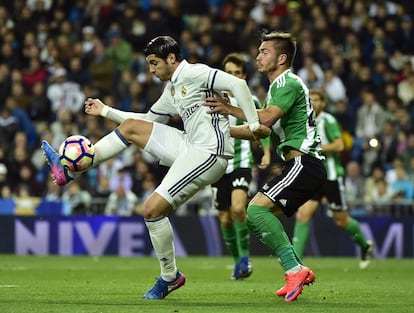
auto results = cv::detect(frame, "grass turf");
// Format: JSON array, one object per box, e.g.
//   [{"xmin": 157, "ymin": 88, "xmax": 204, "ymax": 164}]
[{"xmin": 0, "ymin": 255, "xmax": 413, "ymax": 313}]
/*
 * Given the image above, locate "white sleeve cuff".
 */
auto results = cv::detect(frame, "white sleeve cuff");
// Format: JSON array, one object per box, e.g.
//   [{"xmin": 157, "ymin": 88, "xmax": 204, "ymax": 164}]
[
  {"xmin": 248, "ymin": 121, "xmax": 260, "ymax": 132},
  {"xmin": 100, "ymin": 105, "xmax": 109, "ymax": 118}
]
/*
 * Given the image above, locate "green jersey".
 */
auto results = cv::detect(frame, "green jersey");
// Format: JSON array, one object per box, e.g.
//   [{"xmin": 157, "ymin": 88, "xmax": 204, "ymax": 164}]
[
  {"xmin": 316, "ymin": 111, "xmax": 345, "ymax": 180},
  {"xmin": 264, "ymin": 69, "xmax": 323, "ymax": 161},
  {"xmin": 226, "ymin": 96, "xmax": 262, "ymax": 173}
]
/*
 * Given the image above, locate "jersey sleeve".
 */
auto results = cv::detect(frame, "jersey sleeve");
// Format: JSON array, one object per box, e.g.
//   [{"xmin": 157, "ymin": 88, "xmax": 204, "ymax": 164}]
[
  {"xmin": 102, "ymin": 86, "xmax": 174, "ymax": 124},
  {"xmin": 210, "ymin": 69, "xmax": 260, "ymax": 131},
  {"xmin": 325, "ymin": 116, "xmax": 342, "ymax": 141}
]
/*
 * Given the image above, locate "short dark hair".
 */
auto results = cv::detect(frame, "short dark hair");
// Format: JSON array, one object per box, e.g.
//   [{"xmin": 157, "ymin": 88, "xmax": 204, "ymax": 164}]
[
  {"xmin": 222, "ymin": 53, "xmax": 246, "ymax": 74},
  {"xmin": 144, "ymin": 36, "xmax": 183, "ymax": 61},
  {"xmin": 259, "ymin": 30, "xmax": 297, "ymax": 67}
]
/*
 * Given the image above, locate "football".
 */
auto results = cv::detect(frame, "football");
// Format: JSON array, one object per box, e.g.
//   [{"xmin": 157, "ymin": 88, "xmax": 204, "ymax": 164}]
[{"xmin": 58, "ymin": 135, "xmax": 95, "ymax": 172}]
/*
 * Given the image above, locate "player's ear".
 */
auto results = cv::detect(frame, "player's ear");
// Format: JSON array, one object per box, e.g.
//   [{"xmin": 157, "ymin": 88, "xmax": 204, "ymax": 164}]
[
  {"xmin": 167, "ymin": 53, "xmax": 177, "ymax": 64},
  {"xmin": 278, "ymin": 53, "xmax": 287, "ymax": 65}
]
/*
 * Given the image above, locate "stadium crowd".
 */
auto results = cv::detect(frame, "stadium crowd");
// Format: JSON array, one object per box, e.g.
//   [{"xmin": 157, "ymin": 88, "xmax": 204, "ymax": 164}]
[{"xmin": 0, "ymin": 0, "xmax": 414, "ymax": 216}]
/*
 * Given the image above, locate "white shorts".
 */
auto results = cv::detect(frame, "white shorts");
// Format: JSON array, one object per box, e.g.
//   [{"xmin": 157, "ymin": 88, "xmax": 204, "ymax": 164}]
[{"xmin": 144, "ymin": 122, "xmax": 228, "ymax": 209}]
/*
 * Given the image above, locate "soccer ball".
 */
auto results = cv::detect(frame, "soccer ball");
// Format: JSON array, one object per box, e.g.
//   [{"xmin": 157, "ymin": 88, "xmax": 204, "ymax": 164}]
[{"xmin": 58, "ymin": 135, "xmax": 95, "ymax": 172}]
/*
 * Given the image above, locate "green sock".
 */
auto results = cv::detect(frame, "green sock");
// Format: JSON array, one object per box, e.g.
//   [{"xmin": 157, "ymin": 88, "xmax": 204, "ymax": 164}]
[
  {"xmin": 221, "ymin": 224, "xmax": 239, "ymax": 262},
  {"xmin": 247, "ymin": 205, "xmax": 299, "ymax": 271},
  {"xmin": 233, "ymin": 219, "xmax": 250, "ymax": 259},
  {"xmin": 345, "ymin": 218, "xmax": 369, "ymax": 250},
  {"xmin": 292, "ymin": 220, "xmax": 310, "ymax": 260}
]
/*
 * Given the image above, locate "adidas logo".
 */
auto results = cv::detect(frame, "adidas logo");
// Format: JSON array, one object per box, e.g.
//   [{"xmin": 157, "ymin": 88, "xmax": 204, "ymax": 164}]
[{"xmin": 279, "ymin": 199, "xmax": 287, "ymax": 207}]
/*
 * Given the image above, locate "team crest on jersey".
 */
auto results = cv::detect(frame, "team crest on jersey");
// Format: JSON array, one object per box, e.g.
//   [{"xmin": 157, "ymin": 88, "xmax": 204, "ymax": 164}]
[{"xmin": 181, "ymin": 85, "xmax": 186, "ymax": 96}]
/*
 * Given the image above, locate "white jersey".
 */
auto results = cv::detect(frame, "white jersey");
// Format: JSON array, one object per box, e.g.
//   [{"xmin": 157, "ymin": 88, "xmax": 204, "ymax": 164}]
[{"xmin": 104, "ymin": 60, "xmax": 259, "ymax": 159}]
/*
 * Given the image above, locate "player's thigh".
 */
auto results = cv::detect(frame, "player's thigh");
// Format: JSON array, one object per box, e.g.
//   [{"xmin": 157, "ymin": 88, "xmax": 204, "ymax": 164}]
[
  {"xmin": 212, "ymin": 174, "xmax": 231, "ymax": 211},
  {"xmin": 143, "ymin": 122, "xmax": 186, "ymax": 166},
  {"xmin": 155, "ymin": 148, "xmax": 228, "ymax": 210}
]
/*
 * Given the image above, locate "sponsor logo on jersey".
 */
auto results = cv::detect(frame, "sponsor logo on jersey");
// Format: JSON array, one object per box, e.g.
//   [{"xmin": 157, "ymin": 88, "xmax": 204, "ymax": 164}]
[
  {"xmin": 232, "ymin": 177, "xmax": 249, "ymax": 188},
  {"xmin": 181, "ymin": 103, "xmax": 201, "ymax": 122}
]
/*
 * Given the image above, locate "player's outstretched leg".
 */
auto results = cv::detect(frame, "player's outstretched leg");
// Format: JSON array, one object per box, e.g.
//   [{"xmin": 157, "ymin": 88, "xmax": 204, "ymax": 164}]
[
  {"xmin": 143, "ymin": 271, "xmax": 186, "ymax": 300},
  {"xmin": 41, "ymin": 140, "xmax": 73, "ymax": 186}
]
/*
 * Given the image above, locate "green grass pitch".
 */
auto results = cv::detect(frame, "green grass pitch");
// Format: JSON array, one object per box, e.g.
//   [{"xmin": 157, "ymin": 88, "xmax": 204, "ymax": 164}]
[{"xmin": 0, "ymin": 255, "xmax": 413, "ymax": 313}]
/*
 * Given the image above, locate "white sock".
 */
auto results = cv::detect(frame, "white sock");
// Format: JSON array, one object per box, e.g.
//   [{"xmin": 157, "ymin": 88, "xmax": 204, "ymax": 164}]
[
  {"xmin": 286, "ymin": 265, "xmax": 302, "ymax": 274},
  {"xmin": 145, "ymin": 216, "xmax": 177, "ymax": 282},
  {"xmin": 93, "ymin": 130, "xmax": 129, "ymax": 166}
]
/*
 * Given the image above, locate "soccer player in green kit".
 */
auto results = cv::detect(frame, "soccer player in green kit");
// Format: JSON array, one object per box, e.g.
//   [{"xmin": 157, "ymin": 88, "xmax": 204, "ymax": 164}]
[
  {"xmin": 212, "ymin": 53, "xmax": 271, "ymax": 280},
  {"xmin": 206, "ymin": 31, "xmax": 326, "ymax": 302},
  {"xmin": 289, "ymin": 90, "xmax": 373, "ymax": 271}
]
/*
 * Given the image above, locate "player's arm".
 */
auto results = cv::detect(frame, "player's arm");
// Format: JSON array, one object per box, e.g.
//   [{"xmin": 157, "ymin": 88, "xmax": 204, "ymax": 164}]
[
  {"xmin": 206, "ymin": 96, "xmax": 283, "ymax": 129},
  {"xmin": 321, "ymin": 137, "xmax": 344, "ymax": 154},
  {"xmin": 84, "ymin": 97, "xmax": 171, "ymax": 124},
  {"xmin": 258, "ymin": 137, "xmax": 271, "ymax": 169},
  {"xmin": 230, "ymin": 124, "xmax": 271, "ymax": 140},
  {"xmin": 210, "ymin": 70, "xmax": 261, "ymax": 133}
]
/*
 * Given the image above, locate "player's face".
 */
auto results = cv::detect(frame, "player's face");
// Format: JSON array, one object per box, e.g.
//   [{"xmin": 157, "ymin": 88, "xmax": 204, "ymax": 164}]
[
  {"xmin": 146, "ymin": 54, "xmax": 174, "ymax": 81},
  {"xmin": 224, "ymin": 62, "xmax": 246, "ymax": 79},
  {"xmin": 256, "ymin": 41, "xmax": 279, "ymax": 74},
  {"xmin": 310, "ymin": 94, "xmax": 325, "ymax": 114}
]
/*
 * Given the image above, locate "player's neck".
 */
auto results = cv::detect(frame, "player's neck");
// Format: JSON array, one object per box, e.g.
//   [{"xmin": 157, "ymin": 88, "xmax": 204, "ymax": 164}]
[{"xmin": 268, "ymin": 67, "xmax": 289, "ymax": 83}]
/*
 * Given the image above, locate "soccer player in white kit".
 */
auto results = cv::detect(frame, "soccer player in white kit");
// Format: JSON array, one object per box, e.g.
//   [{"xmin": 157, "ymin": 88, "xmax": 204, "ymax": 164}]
[{"xmin": 41, "ymin": 36, "xmax": 270, "ymax": 299}]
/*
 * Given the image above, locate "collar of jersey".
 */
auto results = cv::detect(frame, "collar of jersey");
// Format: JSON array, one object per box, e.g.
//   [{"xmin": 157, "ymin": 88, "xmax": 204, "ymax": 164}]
[{"xmin": 170, "ymin": 59, "xmax": 188, "ymax": 83}]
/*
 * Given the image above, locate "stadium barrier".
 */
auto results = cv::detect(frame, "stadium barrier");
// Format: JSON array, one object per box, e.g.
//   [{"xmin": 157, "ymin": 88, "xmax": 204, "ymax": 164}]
[{"xmin": 0, "ymin": 209, "xmax": 413, "ymax": 258}]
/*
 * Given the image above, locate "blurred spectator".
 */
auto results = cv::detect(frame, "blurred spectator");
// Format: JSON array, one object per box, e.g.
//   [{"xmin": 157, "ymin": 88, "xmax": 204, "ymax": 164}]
[
  {"xmin": 297, "ymin": 55, "xmax": 324, "ymax": 89},
  {"xmin": 105, "ymin": 26, "xmax": 133, "ymax": 71},
  {"xmin": 397, "ymin": 70, "xmax": 414, "ymax": 107},
  {"xmin": 0, "ymin": 162, "xmax": 9, "ymax": 193},
  {"xmin": 12, "ymin": 163, "xmax": 42, "ymax": 197},
  {"xmin": 22, "ymin": 57, "xmax": 48, "ymax": 94},
  {"xmin": 88, "ymin": 38, "xmax": 116, "ymax": 96},
  {"xmin": 0, "ymin": 106, "xmax": 19, "ymax": 149},
  {"xmin": 47, "ymin": 67, "xmax": 85, "ymax": 116},
  {"xmin": 344, "ymin": 161, "xmax": 365, "ymax": 210},
  {"xmin": 353, "ymin": 88, "xmax": 386, "ymax": 174},
  {"xmin": 322, "ymin": 67, "xmax": 347, "ymax": 105},
  {"xmin": 375, "ymin": 119, "xmax": 399, "ymax": 170},
  {"xmin": 390, "ymin": 165, "xmax": 413, "ymax": 201},
  {"xmin": 14, "ymin": 184, "xmax": 41, "ymax": 215},
  {"xmin": 385, "ymin": 156, "xmax": 405, "ymax": 185},
  {"xmin": 67, "ymin": 56, "xmax": 91, "ymax": 87},
  {"xmin": 364, "ymin": 166, "xmax": 386, "ymax": 204},
  {"xmin": 368, "ymin": 178, "xmax": 394, "ymax": 210},
  {"xmin": 394, "ymin": 106, "xmax": 412, "ymax": 134},
  {"xmin": 394, "ymin": 14, "xmax": 414, "ymax": 55},
  {"xmin": 27, "ymin": 81, "xmax": 52, "ymax": 133},
  {"xmin": 62, "ymin": 181, "xmax": 92, "ymax": 215},
  {"xmin": 401, "ymin": 132, "xmax": 414, "ymax": 169},
  {"xmin": 104, "ymin": 184, "xmax": 139, "ymax": 216}
]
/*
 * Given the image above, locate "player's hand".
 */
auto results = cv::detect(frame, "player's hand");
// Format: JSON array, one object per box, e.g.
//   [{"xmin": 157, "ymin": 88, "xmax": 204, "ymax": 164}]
[
  {"xmin": 252, "ymin": 124, "xmax": 271, "ymax": 140},
  {"xmin": 258, "ymin": 149, "xmax": 271, "ymax": 169},
  {"xmin": 84, "ymin": 98, "xmax": 104, "ymax": 116},
  {"xmin": 204, "ymin": 94, "xmax": 233, "ymax": 115}
]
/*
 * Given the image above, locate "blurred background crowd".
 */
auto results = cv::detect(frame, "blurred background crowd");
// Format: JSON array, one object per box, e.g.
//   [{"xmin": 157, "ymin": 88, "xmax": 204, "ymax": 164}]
[{"xmin": 0, "ymin": 0, "xmax": 414, "ymax": 217}]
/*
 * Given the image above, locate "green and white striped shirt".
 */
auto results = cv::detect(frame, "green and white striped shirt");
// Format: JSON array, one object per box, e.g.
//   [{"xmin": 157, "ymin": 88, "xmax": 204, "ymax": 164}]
[
  {"xmin": 225, "ymin": 96, "xmax": 262, "ymax": 173},
  {"xmin": 264, "ymin": 69, "xmax": 323, "ymax": 161},
  {"xmin": 316, "ymin": 111, "xmax": 344, "ymax": 180}
]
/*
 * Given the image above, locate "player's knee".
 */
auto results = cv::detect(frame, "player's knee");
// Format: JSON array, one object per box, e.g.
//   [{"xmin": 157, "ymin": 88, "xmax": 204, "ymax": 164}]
[
  {"xmin": 231, "ymin": 206, "xmax": 247, "ymax": 222},
  {"xmin": 218, "ymin": 212, "xmax": 232, "ymax": 227}
]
